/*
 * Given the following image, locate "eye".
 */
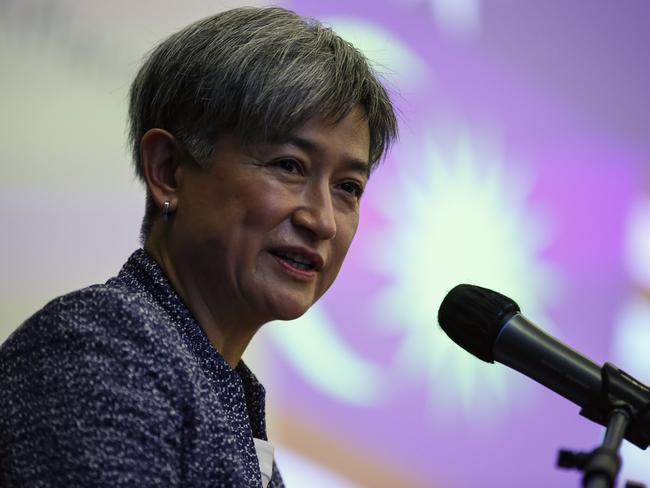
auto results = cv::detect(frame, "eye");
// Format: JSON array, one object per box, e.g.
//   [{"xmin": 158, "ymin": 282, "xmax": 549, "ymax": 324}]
[
  {"xmin": 338, "ymin": 181, "xmax": 364, "ymax": 199},
  {"xmin": 273, "ymin": 158, "xmax": 302, "ymax": 174}
]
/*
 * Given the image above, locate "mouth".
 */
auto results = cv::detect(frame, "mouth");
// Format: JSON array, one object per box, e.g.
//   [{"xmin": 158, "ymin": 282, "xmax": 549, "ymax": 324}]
[{"xmin": 268, "ymin": 247, "xmax": 324, "ymax": 273}]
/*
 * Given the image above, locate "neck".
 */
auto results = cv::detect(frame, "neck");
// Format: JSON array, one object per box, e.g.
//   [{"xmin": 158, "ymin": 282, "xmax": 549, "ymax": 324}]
[{"xmin": 144, "ymin": 229, "xmax": 260, "ymax": 369}]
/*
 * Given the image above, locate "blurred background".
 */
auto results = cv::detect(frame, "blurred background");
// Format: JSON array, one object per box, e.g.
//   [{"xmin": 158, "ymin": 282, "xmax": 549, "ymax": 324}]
[{"xmin": 2, "ymin": 0, "xmax": 650, "ymax": 486}]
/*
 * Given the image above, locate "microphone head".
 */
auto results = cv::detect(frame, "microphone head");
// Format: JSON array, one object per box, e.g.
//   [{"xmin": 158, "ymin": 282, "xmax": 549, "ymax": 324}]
[{"xmin": 438, "ymin": 284, "xmax": 520, "ymax": 363}]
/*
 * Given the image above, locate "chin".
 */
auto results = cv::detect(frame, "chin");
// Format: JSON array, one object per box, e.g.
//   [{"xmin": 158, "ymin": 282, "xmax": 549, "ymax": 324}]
[{"xmin": 268, "ymin": 299, "xmax": 313, "ymax": 322}]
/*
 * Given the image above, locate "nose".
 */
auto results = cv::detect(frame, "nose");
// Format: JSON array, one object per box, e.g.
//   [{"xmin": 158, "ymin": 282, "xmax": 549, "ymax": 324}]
[{"xmin": 292, "ymin": 183, "xmax": 337, "ymax": 240}]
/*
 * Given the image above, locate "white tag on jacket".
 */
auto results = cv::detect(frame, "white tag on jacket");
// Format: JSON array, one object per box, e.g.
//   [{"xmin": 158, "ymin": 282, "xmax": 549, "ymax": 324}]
[{"xmin": 253, "ymin": 438, "xmax": 275, "ymax": 488}]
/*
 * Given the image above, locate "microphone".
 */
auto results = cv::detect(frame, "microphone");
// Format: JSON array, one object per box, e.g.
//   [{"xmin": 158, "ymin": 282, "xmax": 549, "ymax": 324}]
[{"xmin": 438, "ymin": 284, "xmax": 650, "ymax": 449}]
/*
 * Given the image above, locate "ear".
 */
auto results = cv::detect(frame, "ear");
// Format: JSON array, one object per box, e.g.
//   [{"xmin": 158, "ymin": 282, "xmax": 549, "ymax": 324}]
[{"xmin": 140, "ymin": 128, "xmax": 183, "ymax": 213}]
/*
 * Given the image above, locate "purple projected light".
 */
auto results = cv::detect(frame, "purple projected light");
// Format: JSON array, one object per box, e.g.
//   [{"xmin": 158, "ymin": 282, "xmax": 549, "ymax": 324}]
[{"xmin": 268, "ymin": 0, "xmax": 650, "ymax": 486}]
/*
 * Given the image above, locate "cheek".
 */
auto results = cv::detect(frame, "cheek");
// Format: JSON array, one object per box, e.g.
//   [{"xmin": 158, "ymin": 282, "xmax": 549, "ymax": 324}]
[
  {"xmin": 240, "ymin": 184, "xmax": 296, "ymax": 228},
  {"xmin": 318, "ymin": 220, "xmax": 358, "ymax": 298},
  {"xmin": 331, "ymin": 215, "xmax": 359, "ymax": 267}
]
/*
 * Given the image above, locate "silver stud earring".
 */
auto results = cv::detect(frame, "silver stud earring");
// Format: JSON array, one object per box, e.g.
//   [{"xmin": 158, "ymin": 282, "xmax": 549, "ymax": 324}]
[{"xmin": 162, "ymin": 201, "xmax": 172, "ymax": 221}]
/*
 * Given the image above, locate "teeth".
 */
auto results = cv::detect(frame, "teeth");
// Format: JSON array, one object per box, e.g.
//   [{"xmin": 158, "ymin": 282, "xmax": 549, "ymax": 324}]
[
  {"xmin": 275, "ymin": 251, "xmax": 314, "ymax": 269},
  {"xmin": 283, "ymin": 252, "xmax": 312, "ymax": 266}
]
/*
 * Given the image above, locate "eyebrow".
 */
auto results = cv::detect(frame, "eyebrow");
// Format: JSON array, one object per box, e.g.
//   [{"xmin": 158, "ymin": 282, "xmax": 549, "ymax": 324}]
[{"xmin": 284, "ymin": 134, "xmax": 371, "ymax": 178}]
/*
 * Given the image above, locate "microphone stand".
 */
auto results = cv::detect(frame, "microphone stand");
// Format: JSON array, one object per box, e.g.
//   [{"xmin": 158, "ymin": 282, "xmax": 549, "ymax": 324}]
[
  {"xmin": 556, "ymin": 362, "xmax": 650, "ymax": 488},
  {"xmin": 557, "ymin": 406, "xmax": 646, "ymax": 488}
]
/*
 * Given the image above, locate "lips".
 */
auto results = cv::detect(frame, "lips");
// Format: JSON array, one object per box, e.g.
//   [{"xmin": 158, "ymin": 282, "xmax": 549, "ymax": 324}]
[{"xmin": 268, "ymin": 246, "xmax": 324, "ymax": 272}]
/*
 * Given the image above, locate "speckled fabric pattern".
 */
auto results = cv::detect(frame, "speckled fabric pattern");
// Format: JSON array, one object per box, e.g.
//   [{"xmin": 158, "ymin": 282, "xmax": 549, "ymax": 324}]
[{"xmin": 0, "ymin": 249, "xmax": 284, "ymax": 488}]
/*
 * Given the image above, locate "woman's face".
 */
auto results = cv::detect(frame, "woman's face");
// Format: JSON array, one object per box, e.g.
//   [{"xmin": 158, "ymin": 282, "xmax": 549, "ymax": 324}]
[{"xmin": 169, "ymin": 105, "xmax": 370, "ymax": 326}]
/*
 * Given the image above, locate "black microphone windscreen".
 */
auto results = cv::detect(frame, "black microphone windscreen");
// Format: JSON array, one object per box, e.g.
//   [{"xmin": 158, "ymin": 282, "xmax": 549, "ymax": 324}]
[{"xmin": 438, "ymin": 284, "xmax": 521, "ymax": 362}]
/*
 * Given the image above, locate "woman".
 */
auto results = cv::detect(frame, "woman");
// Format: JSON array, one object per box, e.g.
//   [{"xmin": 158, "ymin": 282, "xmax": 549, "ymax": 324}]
[{"xmin": 0, "ymin": 7, "xmax": 397, "ymax": 487}]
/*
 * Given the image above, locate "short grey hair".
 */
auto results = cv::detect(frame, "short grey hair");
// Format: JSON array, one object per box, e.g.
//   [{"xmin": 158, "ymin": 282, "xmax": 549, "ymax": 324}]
[{"xmin": 128, "ymin": 7, "xmax": 398, "ymax": 238}]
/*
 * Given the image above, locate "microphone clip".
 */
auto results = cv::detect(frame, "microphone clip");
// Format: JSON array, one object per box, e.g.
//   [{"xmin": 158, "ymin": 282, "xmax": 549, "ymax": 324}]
[{"xmin": 579, "ymin": 362, "xmax": 650, "ymax": 449}]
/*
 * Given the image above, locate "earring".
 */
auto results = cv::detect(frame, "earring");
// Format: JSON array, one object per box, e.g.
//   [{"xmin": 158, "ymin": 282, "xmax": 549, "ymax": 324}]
[{"xmin": 162, "ymin": 201, "xmax": 172, "ymax": 221}]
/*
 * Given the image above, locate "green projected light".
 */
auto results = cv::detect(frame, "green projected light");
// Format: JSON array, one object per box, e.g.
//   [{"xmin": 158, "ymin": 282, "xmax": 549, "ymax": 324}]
[
  {"xmin": 371, "ymin": 129, "xmax": 557, "ymax": 416},
  {"xmin": 325, "ymin": 16, "xmax": 430, "ymax": 91},
  {"xmin": 269, "ymin": 306, "xmax": 385, "ymax": 406}
]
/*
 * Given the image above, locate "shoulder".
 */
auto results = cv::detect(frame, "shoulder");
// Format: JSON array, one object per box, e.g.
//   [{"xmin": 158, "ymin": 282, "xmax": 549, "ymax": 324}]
[
  {"xmin": 2, "ymin": 283, "xmax": 178, "ymax": 360},
  {"xmin": 0, "ymin": 282, "xmax": 194, "ymax": 406},
  {"xmin": 0, "ymin": 285, "xmax": 195, "ymax": 486}
]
